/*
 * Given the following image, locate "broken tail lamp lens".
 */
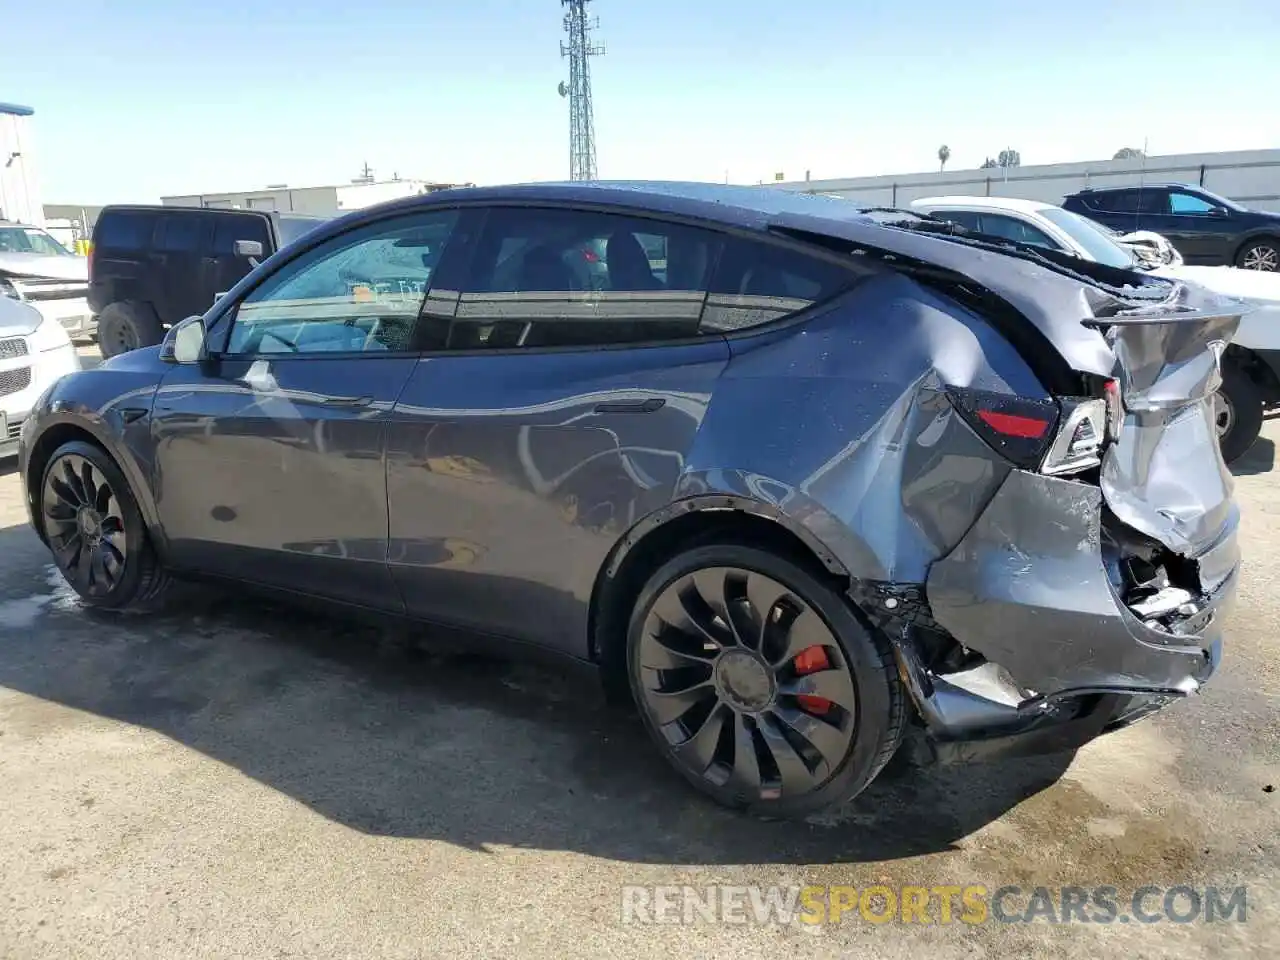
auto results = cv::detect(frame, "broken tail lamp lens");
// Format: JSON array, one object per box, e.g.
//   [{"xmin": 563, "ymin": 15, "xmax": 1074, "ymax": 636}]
[
  {"xmin": 1040, "ymin": 398, "xmax": 1108, "ymax": 475},
  {"xmin": 947, "ymin": 388, "xmax": 1059, "ymax": 469},
  {"xmin": 949, "ymin": 387, "xmax": 1111, "ymax": 476}
]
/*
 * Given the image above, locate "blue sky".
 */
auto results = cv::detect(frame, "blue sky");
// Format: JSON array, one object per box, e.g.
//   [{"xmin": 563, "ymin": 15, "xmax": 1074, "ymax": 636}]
[{"xmin": 7, "ymin": 0, "xmax": 1276, "ymax": 203}]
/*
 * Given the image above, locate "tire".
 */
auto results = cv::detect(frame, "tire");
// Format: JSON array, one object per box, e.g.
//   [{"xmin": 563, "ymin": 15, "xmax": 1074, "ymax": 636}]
[
  {"xmin": 1235, "ymin": 238, "xmax": 1280, "ymax": 272},
  {"xmin": 37, "ymin": 440, "xmax": 170, "ymax": 610},
  {"xmin": 1215, "ymin": 363, "xmax": 1264, "ymax": 464},
  {"xmin": 626, "ymin": 542, "xmax": 905, "ymax": 819},
  {"xmin": 97, "ymin": 302, "xmax": 164, "ymax": 358}
]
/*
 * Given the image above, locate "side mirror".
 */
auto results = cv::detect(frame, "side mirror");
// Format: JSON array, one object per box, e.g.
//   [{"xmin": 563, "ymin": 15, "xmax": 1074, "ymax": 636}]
[
  {"xmin": 233, "ymin": 239, "xmax": 265, "ymax": 258},
  {"xmin": 160, "ymin": 315, "xmax": 206, "ymax": 364},
  {"xmin": 1208, "ymin": 206, "xmax": 1230, "ymax": 218}
]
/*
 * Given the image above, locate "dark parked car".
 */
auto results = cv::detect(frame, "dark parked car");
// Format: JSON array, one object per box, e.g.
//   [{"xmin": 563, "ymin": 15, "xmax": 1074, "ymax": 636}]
[
  {"xmin": 1063, "ymin": 183, "xmax": 1280, "ymax": 271},
  {"xmin": 88, "ymin": 205, "xmax": 326, "ymax": 358},
  {"xmin": 19, "ymin": 183, "xmax": 1240, "ymax": 818}
]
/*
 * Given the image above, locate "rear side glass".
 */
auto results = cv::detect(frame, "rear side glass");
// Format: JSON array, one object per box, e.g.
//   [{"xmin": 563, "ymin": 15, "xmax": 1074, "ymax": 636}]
[
  {"xmin": 928, "ymin": 210, "xmax": 982, "ymax": 231},
  {"xmin": 702, "ymin": 238, "xmax": 855, "ymax": 333},
  {"xmin": 155, "ymin": 214, "xmax": 207, "ymax": 253},
  {"xmin": 95, "ymin": 211, "xmax": 156, "ymax": 251},
  {"xmin": 1095, "ymin": 190, "xmax": 1165, "ymax": 214},
  {"xmin": 212, "ymin": 215, "xmax": 271, "ymax": 255}
]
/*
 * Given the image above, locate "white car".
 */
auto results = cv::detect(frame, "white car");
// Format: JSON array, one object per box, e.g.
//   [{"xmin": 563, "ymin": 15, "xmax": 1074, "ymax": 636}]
[
  {"xmin": 0, "ymin": 295, "xmax": 81, "ymax": 459},
  {"xmin": 911, "ymin": 195, "xmax": 1280, "ymax": 462},
  {"xmin": 0, "ymin": 222, "xmax": 95, "ymax": 340}
]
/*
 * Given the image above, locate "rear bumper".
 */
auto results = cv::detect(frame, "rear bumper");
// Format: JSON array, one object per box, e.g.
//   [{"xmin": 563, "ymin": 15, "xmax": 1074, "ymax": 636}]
[
  {"xmin": 876, "ymin": 468, "xmax": 1236, "ymax": 759},
  {"xmin": 928, "ymin": 469, "xmax": 1232, "ymax": 695}
]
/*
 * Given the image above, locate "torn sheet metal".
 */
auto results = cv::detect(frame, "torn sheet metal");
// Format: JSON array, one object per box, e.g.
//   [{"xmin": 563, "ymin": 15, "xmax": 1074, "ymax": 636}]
[
  {"xmin": 927, "ymin": 469, "xmax": 1230, "ymax": 695},
  {"xmin": 1097, "ymin": 307, "xmax": 1241, "ymax": 555},
  {"xmin": 680, "ymin": 272, "xmax": 1042, "ymax": 582}
]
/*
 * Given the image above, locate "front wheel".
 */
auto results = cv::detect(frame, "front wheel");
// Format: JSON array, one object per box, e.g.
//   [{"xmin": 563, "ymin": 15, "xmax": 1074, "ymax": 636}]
[
  {"xmin": 626, "ymin": 542, "xmax": 905, "ymax": 819},
  {"xmin": 1236, "ymin": 239, "xmax": 1280, "ymax": 272},
  {"xmin": 1214, "ymin": 364, "xmax": 1264, "ymax": 464},
  {"xmin": 38, "ymin": 440, "xmax": 170, "ymax": 609}
]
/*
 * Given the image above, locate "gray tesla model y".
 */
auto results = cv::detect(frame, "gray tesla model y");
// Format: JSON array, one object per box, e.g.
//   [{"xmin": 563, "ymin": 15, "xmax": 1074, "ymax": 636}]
[{"xmin": 19, "ymin": 182, "xmax": 1241, "ymax": 818}]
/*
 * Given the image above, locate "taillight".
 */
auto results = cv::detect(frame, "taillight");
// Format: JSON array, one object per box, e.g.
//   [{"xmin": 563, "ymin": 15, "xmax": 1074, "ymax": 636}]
[
  {"xmin": 950, "ymin": 383, "xmax": 1118, "ymax": 477},
  {"xmin": 1103, "ymin": 377, "xmax": 1123, "ymax": 438},
  {"xmin": 1040, "ymin": 398, "xmax": 1107, "ymax": 476},
  {"xmin": 947, "ymin": 388, "xmax": 1060, "ymax": 469}
]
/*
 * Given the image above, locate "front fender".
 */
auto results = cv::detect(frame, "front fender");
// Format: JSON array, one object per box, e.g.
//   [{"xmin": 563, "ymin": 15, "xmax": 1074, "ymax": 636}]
[{"xmin": 21, "ymin": 375, "xmax": 164, "ymax": 555}]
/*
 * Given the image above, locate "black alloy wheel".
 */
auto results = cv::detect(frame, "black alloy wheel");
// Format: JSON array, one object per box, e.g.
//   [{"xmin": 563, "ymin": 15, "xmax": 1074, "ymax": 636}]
[
  {"xmin": 627, "ymin": 544, "xmax": 904, "ymax": 818},
  {"xmin": 38, "ymin": 440, "xmax": 170, "ymax": 609},
  {"xmin": 42, "ymin": 452, "xmax": 129, "ymax": 598}
]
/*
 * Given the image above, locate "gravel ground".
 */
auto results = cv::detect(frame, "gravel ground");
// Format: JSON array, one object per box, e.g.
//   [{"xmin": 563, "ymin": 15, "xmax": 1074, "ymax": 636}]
[{"xmin": 0, "ymin": 353, "xmax": 1275, "ymax": 958}]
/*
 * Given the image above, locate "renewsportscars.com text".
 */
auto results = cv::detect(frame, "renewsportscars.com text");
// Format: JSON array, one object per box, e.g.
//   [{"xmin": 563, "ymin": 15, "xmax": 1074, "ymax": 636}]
[{"xmin": 620, "ymin": 884, "xmax": 1248, "ymax": 926}]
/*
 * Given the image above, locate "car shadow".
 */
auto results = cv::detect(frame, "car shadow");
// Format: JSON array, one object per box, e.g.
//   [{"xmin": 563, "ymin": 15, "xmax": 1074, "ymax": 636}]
[
  {"xmin": 0, "ymin": 520, "xmax": 1075, "ymax": 866},
  {"xmin": 1231, "ymin": 436, "xmax": 1275, "ymax": 476}
]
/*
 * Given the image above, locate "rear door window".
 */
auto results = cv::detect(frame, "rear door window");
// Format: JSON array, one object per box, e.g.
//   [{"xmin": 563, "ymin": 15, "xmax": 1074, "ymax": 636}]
[
  {"xmin": 701, "ymin": 237, "xmax": 856, "ymax": 333},
  {"xmin": 155, "ymin": 214, "xmax": 208, "ymax": 253},
  {"xmin": 95, "ymin": 211, "xmax": 157, "ymax": 251},
  {"xmin": 928, "ymin": 210, "xmax": 983, "ymax": 231},
  {"xmin": 453, "ymin": 207, "xmax": 719, "ymax": 349},
  {"xmin": 974, "ymin": 213, "xmax": 1061, "ymax": 250}
]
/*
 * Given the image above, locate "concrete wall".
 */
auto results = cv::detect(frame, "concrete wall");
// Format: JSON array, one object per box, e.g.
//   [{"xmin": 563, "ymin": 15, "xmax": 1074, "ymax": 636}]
[
  {"xmin": 0, "ymin": 107, "xmax": 42, "ymax": 226},
  {"xmin": 335, "ymin": 181, "xmax": 434, "ymax": 211},
  {"xmin": 162, "ymin": 185, "xmax": 341, "ymax": 215},
  {"xmin": 774, "ymin": 149, "xmax": 1280, "ymax": 213},
  {"xmin": 43, "ymin": 203, "xmax": 104, "ymax": 232}
]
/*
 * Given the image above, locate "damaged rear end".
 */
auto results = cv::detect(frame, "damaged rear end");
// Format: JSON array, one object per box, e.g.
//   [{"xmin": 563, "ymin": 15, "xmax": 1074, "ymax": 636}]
[{"xmin": 896, "ymin": 270, "xmax": 1241, "ymax": 761}]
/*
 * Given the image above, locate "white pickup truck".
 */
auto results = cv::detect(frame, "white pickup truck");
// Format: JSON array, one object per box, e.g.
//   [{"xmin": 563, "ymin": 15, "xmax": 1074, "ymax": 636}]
[{"xmin": 0, "ymin": 222, "xmax": 95, "ymax": 340}]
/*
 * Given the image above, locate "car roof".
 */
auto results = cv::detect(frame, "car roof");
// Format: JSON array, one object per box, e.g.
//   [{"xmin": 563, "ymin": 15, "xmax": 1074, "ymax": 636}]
[
  {"xmin": 910, "ymin": 195, "xmax": 1057, "ymax": 215},
  {"xmin": 1071, "ymin": 182, "xmax": 1198, "ymax": 194},
  {"xmin": 400, "ymin": 180, "xmax": 878, "ymax": 230}
]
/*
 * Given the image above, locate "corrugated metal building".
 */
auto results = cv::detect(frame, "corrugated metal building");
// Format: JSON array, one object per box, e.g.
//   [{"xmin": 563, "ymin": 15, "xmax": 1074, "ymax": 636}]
[
  {"xmin": 0, "ymin": 102, "xmax": 42, "ymax": 226},
  {"xmin": 774, "ymin": 148, "xmax": 1280, "ymax": 213},
  {"xmin": 162, "ymin": 178, "xmax": 470, "ymax": 217}
]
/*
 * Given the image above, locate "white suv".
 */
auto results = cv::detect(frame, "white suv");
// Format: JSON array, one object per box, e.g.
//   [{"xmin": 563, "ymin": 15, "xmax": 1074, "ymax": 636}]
[{"xmin": 0, "ymin": 295, "xmax": 81, "ymax": 458}]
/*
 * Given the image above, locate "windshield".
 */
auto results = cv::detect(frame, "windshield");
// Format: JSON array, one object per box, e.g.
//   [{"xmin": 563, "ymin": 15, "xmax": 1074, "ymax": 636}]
[
  {"xmin": 1038, "ymin": 207, "xmax": 1138, "ymax": 270},
  {"xmin": 0, "ymin": 226, "xmax": 73, "ymax": 256}
]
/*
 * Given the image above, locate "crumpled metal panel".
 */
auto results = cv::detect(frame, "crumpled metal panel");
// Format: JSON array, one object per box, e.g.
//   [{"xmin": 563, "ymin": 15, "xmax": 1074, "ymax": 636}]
[
  {"xmin": 680, "ymin": 272, "xmax": 1040, "ymax": 582},
  {"xmin": 927, "ymin": 469, "xmax": 1230, "ymax": 695},
  {"xmin": 1101, "ymin": 311, "xmax": 1240, "ymax": 555}
]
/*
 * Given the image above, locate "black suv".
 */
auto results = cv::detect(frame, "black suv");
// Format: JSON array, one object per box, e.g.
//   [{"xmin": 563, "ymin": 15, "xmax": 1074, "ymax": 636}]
[
  {"xmin": 89, "ymin": 206, "xmax": 325, "ymax": 357},
  {"xmin": 1063, "ymin": 183, "xmax": 1280, "ymax": 271}
]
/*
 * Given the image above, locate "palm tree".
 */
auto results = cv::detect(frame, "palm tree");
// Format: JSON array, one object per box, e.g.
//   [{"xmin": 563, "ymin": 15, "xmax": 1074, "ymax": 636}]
[{"xmin": 938, "ymin": 144, "xmax": 951, "ymax": 171}]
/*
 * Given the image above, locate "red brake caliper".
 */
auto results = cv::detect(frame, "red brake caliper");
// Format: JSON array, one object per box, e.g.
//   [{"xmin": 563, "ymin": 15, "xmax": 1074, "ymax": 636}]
[{"xmin": 792, "ymin": 646, "xmax": 832, "ymax": 716}]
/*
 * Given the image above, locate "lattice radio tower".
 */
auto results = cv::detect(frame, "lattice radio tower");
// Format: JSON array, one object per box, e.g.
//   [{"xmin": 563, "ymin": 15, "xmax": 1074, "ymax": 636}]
[{"xmin": 558, "ymin": 0, "xmax": 604, "ymax": 181}]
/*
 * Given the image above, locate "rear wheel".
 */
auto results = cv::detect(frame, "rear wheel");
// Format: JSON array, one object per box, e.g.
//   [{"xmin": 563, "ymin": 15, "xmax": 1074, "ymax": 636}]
[
  {"xmin": 97, "ymin": 302, "xmax": 163, "ymax": 358},
  {"xmin": 38, "ymin": 441, "xmax": 169, "ymax": 609},
  {"xmin": 627, "ymin": 542, "xmax": 904, "ymax": 818},
  {"xmin": 1236, "ymin": 238, "xmax": 1280, "ymax": 272},
  {"xmin": 1214, "ymin": 363, "xmax": 1264, "ymax": 464}
]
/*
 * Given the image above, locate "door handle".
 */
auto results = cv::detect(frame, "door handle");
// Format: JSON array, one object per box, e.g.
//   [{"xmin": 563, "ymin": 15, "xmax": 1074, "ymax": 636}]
[
  {"xmin": 320, "ymin": 395, "xmax": 374, "ymax": 408},
  {"xmin": 594, "ymin": 398, "xmax": 665, "ymax": 414}
]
